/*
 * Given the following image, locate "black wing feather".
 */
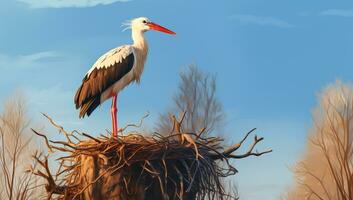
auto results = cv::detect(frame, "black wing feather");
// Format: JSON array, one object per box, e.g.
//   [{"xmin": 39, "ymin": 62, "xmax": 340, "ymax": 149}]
[{"xmin": 74, "ymin": 53, "xmax": 134, "ymax": 118}]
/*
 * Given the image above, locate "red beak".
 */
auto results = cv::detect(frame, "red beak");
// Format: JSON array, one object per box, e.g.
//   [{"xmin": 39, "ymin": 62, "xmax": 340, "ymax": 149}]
[{"xmin": 147, "ymin": 22, "xmax": 176, "ymax": 35}]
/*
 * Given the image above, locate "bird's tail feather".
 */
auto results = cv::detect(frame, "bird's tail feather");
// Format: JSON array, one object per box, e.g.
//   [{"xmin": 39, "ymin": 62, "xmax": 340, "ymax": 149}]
[
  {"xmin": 74, "ymin": 84, "xmax": 83, "ymax": 109},
  {"xmin": 79, "ymin": 97, "xmax": 100, "ymax": 118}
]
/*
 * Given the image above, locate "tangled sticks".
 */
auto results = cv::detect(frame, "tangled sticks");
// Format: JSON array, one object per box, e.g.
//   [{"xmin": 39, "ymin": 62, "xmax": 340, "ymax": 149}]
[{"xmin": 30, "ymin": 113, "xmax": 272, "ymax": 200}]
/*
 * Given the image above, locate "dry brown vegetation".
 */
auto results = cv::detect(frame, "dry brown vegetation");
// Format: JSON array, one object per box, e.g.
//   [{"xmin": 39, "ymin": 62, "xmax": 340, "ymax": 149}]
[
  {"xmin": 0, "ymin": 95, "xmax": 41, "ymax": 200},
  {"xmin": 284, "ymin": 81, "xmax": 353, "ymax": 200},
  {"xmin": 30, "ymin": 112, "xmax": 271, "ymax": 200}
]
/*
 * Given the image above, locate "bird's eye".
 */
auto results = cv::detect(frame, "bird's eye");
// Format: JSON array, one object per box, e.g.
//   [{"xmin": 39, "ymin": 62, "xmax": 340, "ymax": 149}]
[{"xmin": 142, "ymin": 20, "xmax": 147, "ymax": 24}]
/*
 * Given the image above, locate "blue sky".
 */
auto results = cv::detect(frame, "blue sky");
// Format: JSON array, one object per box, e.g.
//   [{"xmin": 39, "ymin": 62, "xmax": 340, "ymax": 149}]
[{"xmin": 0, "ymin": 0, "xmax": 353, "ymax": 199}]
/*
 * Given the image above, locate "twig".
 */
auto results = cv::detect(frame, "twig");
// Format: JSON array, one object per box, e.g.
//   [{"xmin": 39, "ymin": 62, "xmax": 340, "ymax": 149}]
[{"xmin": 31, "ymin": 129, "xmax": 53, "ymax": 153}]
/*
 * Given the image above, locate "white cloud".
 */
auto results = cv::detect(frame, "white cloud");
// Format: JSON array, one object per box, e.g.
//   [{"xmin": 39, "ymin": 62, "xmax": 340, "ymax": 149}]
[
  {"xmin": 0, "ymin": 51, "xmax": 61, "ymax": 69},
  {"xmin": 230, "ymin": 14, "xmax": 294, "ymax": 28},
  {"xmin": 17, "ymin": 0, "xmax": 130, "ymax": 9},
  {"xmin": 319, "ymin": 9, "xmax": 353, "ymax": 17}
]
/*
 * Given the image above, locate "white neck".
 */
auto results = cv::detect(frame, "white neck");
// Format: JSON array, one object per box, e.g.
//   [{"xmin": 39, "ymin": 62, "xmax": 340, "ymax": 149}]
[
  {"xmin": 131, "ymin": 29, "xmax": 149, "ymax": 83},
  {"xmin": 132, "ymin": 29, "xmax": 148, "ymax": 51}
]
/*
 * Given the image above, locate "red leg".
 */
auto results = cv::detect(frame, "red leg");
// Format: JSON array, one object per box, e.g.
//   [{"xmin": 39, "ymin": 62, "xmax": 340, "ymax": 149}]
[{"xmin": 111, "ymin": 95, "xmax": 118, "ymax": 137}]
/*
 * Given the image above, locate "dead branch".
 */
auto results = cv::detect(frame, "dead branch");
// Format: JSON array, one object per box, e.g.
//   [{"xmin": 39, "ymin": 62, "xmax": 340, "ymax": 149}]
[{"xmin": 210, "ymin": 129, "xmax": 272, "ymax": 160}]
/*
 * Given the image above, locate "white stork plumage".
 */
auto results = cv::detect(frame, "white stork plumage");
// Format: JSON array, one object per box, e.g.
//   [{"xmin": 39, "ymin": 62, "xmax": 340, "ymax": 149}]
[{"xmin": 74, "ymin": 17, "xmax": 176, "ymax": 137}]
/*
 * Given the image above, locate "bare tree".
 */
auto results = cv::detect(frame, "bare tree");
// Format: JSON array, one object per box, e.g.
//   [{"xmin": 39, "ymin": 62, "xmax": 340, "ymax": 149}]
[
  {"xmin": 157, "ymin": 65, "xmax": 225, "ymax": 136},
  {"xmin": 0, "ymin": 94, "xmax": 40, "ymax": 200},
  {"xmin": 284, "ymin": 81, "xmax": 353, "ymax": 200}
]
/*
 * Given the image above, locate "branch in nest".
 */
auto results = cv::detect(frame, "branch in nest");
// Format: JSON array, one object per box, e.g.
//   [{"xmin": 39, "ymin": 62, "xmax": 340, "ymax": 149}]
[
  {"xmin": 42, "ymin": 113, "xmax": 75, "ymax": 144},
  {"xmin": 31, "ymin": 152, "xmax": 67, "ymax": 197},
  {"xmin": 210, "ymin": 128, "xmax": 272, "ymax": 160},
  {"xmin": 118, "ymin": 112, "xmax": 150, "ymax": 134},
  {"xmin": 31, "ymin": 129, "xmax": 53, "ymax": 153}
]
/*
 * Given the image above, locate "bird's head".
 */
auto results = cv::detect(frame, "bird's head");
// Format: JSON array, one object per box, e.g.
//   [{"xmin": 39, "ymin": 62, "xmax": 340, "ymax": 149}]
[{"xmin": 124, "ymin": 17, "xmax": 176, "ymax": 35}]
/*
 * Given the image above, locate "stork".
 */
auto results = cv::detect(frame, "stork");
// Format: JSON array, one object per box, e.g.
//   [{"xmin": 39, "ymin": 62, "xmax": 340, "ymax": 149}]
[{"xmin": 74, "ymin": 17, "xmax": 176, "ymax": 137}]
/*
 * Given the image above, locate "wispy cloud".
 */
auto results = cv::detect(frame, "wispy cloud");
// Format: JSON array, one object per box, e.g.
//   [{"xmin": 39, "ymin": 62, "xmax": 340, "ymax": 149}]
[
  {"xmin": 0, "ymin": 51, "xmax": 61, "ymax": 69},
  {"xmin": 230, "ymin": 14, "xmax": 294, "ymax": 28},
  {"xmin": 319, "ymin": 9, "xmax": 353, "ymax": 17},
  {"xmin": 17, "ymin": 0, "xmax": 130, "ymax": 9}
]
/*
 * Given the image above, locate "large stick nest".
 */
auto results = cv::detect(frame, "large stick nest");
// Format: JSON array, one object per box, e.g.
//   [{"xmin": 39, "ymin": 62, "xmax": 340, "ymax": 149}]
[{"xmin": 30, "ymin": 113, "xmax": 271, "ymax": 200}]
